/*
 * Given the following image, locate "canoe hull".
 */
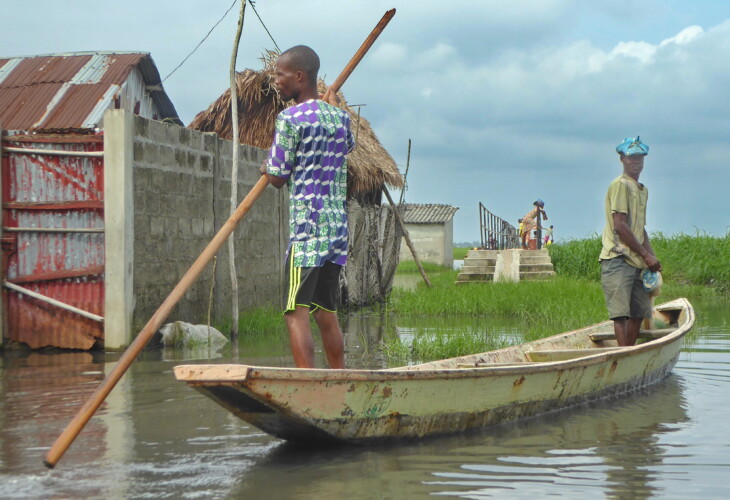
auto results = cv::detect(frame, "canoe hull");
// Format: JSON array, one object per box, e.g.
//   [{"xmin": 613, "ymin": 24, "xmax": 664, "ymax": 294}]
[{"xmin": 174, "ymin": 298, "xmax": 693, "ymax": 443}]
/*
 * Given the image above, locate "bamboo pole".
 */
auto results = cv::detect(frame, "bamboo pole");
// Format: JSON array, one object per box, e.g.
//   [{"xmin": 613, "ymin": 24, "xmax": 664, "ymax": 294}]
[
  {"xmin": 398, "ymin": 138, "xmax": 411, "ymax": 205},
  {"xmin": 43, "ymin": 7, "xmax": 397, "ymax": 468},
  {"xmin": 228, "ymin": 1, "xmax": 246, "ymax": 341},
  {"xmin": 1, "ymin": 146, "xmax": 103, "ymax": 157},
  {"xmin": 3, "ymin": 282, "xmax": 104, "ymax": 323},
  {"xmin": 322, "ymin": 8, "xmax": 396, "ymax": 103},
  {"xmin": 383, "ymin": 187, "xmax": 432, "ymax": 288}
]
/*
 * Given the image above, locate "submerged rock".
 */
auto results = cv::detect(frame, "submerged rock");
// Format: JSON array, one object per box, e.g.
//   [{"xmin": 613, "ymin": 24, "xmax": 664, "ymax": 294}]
[{"xmin": 160, "ymin": 321, "xmax": 228, "ymax": 349}]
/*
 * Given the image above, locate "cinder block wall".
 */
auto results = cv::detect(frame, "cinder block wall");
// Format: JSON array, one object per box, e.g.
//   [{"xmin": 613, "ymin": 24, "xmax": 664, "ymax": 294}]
[
  {"xmin": 130, "ymin": 115, "xmax": 287, "ymax": 332},
  {"xmin": 399, "ymin": 222, "xmax": 454, "ymax": 268}
]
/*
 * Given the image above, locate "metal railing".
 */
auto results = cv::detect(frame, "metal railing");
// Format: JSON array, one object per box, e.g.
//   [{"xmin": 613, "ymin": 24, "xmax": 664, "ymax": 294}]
[{"xmin": 479, "ymin": 202, "xmax": 520, "ymax": 249}]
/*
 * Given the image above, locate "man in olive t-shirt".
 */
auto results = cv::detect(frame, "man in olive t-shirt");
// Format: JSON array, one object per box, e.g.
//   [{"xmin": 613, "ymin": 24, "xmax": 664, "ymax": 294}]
[{"xmin": 598, "ymin": 137, "xmax": 662, "ymax": 346}]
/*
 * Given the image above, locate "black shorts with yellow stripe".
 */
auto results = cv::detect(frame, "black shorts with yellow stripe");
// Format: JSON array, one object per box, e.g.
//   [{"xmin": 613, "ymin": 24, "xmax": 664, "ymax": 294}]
[{"xmin": 283, "ymin": 254, "xmax": 342, "ymax": 313}]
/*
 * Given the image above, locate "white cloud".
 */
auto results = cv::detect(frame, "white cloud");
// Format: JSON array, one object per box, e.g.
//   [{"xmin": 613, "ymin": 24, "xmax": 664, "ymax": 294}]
[
  {"xmin": 369, "ymin": 42, "xmax": 408, "ymax": 69},
  {"xmin": 660, "ymin": 25, "xmax": 704, "ymax": 46}
]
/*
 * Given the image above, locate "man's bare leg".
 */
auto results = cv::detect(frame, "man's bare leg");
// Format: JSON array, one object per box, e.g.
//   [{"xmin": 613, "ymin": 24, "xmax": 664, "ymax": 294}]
[
  {"xmin": 313, "ymin": 308, "xmax": 345, "ymax": 369},
  {"xmin": 613, "ymin": 317, "xmax": 629, "ymax": 346},
  {"xmin": 626, "ymin": 317, "xmax": 643, "ymax": 346},
  {"xmin": 613, "ymin": 316, "xmax": 643, "ymax": 346},
  {"xmin": 285, "ymin": 306, "xmax": 315, "ymax": 368}
]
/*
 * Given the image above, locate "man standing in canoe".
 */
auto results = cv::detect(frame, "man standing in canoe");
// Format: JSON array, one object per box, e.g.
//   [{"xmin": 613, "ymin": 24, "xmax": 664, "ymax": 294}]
[
  {"xmin": 260, "ymin": 45, "xmax": 355, "ymax": 368},
  {"xmin": 599, "ymin": 137, "xmax": 662, "ymax": 346}
]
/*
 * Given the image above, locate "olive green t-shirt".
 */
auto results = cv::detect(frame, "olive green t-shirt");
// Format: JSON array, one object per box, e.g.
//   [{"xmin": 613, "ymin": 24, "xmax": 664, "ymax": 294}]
[{"xmin": 599, "ymin": 173, "xmax": 648, "ymax": 269}]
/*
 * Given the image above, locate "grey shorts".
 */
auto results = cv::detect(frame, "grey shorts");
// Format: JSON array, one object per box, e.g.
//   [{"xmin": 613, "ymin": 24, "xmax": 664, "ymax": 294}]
[{"xmin": 600, "ymin": 257, "xmax": 652, "ymax": 320}]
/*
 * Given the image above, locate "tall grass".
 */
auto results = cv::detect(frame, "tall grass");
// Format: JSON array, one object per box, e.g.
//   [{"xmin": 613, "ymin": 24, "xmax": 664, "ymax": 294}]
[
  {"xmin": 387, "ymin": 272, "xmax": 607, "ymax": 341},
  {"xmin": 548, "ymin": 235, "xmax": 602, "ymax": 281},
  {"xmin": 652, "ymin": 232, "xmax": 730, "ymax": 292},
  {"xmin": 384, "ymin": 232, "xmax": 726, "ymax": 362},
  {"xmin": 549, "ymin": 231, "xmax": 730, "ymax": 292},
  {"xmin": 216, "ymin": 306, "xmax": 286, "ymax": 339},
  {"xmin": 382, "ymin": 325, "xmax": 512, "ymax": 365}
]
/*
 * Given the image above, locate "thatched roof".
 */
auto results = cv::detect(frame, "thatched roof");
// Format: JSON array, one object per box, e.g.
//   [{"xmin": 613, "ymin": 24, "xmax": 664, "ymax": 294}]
[{"xmin": 188, "ymin": 52, "xmax": 403, "ymax": 196}]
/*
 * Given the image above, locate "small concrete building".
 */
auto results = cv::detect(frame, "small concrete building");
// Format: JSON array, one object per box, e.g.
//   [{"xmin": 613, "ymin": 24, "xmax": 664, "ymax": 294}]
[{"xmin": 399, "ymin": 203, "xmax": 459, "ymax": 268}]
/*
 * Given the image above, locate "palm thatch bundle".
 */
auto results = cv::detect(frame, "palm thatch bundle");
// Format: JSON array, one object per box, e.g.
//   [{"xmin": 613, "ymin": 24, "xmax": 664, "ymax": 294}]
[{"xmin": 188, "ymin": 52, "xmax": 403, "ymax": 199}]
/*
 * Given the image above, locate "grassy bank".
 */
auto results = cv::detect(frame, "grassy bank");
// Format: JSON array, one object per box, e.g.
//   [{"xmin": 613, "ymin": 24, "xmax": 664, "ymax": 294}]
[
  {"xmin": 550, "ymin": 231, "xmax": 730, "ymax": 292},
  {"xmin": 384, "ymin": 233, "xmax": 725, "ymax": 362},
  {"xmin": 388, "ymin": 272, "xmax": 607, "ymax": 338}
]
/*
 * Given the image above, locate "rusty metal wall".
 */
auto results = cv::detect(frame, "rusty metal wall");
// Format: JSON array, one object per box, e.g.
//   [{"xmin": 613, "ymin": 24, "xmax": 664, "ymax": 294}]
[{"xmin": 1, "ymin": 134, "xmax": 105, "ymax": 349}]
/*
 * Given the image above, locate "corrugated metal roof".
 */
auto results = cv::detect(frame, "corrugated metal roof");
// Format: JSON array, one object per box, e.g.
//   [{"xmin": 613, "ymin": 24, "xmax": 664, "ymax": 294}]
[
  {"xmin": 0, "ymin": 51, "xmax": 181, "ymax": 131},
  {"xmin": 401, "ymin": 203, "xmax": 459, "ymax": 224}
]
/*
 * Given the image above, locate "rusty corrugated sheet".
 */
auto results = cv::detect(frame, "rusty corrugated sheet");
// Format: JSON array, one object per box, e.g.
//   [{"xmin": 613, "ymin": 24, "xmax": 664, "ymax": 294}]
[
  {"xmin": 41, "ymin": 83, "xmax": 113, "ymax": 129},
  {"xmin": 0, "ymin": 51, "xmax": 181, "ymax": 131},
  {"xmin": 0, "ymin": 55, "xmax": 92, "ymax": 87},
  {"xmin": 0, "ymin": 82, "xmax": 65, "ymax": 130},
  {"xmin": 98, "ymin": 53, "xmax": 145, "ymax": 83},
  {"xmin": 2, "ymin": 136, "xmax": 105, "ymax": 349}
]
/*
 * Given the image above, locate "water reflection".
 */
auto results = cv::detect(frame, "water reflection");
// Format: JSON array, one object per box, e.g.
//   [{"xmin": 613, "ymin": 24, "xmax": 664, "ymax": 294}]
[
  {"xmin": 0, "ymin": 297, "xmax": 728, "ymax": 499},
  {"xmin": 227, "ymin": 376, "xmax": 689, "ymax": 499}
]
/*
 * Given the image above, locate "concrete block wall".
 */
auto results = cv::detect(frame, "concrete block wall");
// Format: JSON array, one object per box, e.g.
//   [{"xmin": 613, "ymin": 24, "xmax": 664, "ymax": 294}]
[
  {"xmin": 399, "ymin": 220, "xmax": 455, "ymax": 268},
  {"xmin": 118, "ymin": 112, "xmax": 286, "ymax": 337}
]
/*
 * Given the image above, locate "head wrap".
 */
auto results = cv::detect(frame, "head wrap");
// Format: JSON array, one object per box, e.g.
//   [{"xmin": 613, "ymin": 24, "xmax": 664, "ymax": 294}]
[
  {"xmin": 534, "ymin": 199, "xmax": 545, "ymax": 207},
  {"xmin": 616, "ymin": 136, "xmax": 649, "ymax": 156}
]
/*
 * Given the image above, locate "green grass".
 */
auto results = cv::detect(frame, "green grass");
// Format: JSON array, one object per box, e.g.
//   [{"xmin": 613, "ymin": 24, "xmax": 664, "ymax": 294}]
[
  {"xmin": 383, "ymin": 272, "xmax": 609, "ymax": 362},
  {"xmin": 384, "ymin": 233, "xmax": 727, "ymax": 362},
  {"xmin": 382, "ymin": 325, "xmax": 512, "ymax": 365},
  {"xmin": 453, "ymin": 247, "xmax": 470, "ymax": 260},
  {"xmin": 549, "ymin": 231, "xmax": 730, "ymax": 292},
  {"xmin": 396, "ymin": 260, "xmax": 452, "ymax": 274},
  {"xmin": 214, "ymin": 306, "xmax": 286, "ymax": 339}
]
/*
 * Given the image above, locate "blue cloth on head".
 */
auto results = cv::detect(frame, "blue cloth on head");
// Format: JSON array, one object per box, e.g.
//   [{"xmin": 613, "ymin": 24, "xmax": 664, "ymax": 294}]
[{"xmin": 616, "ymin": 136, "xmax": 649, "ymax": 156}]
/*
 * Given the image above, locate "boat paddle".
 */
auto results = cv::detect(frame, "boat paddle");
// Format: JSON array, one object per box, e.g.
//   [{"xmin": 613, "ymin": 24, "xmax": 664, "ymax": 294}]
[{"xmin": 43, "ymin": 7, "xmax": 396, "ymax": 469}]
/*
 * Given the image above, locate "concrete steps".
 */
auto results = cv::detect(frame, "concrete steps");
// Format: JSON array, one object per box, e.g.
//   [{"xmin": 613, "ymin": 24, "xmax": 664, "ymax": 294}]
[{"xmin": 455, "ymin": 249, "xmax": 555, "ymax": 284}]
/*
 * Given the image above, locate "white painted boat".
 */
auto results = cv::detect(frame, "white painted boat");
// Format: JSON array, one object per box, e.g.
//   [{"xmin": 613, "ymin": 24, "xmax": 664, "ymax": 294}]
[{"xmin": 173, "ymin": 298, "xmax": 694, "ymax": 443}]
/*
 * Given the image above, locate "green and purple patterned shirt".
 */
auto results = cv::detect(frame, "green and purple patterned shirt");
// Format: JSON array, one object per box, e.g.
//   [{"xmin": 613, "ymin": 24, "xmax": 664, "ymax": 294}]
[{"xmin": 266, "ymin": 99, "xmax": 355, "ymax": 267}]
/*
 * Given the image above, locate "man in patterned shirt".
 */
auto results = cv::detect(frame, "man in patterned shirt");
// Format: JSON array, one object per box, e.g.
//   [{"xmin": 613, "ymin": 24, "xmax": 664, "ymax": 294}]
[{"xmin": 259, "ymin": 46, "xmax": 355, "ymax": 368}]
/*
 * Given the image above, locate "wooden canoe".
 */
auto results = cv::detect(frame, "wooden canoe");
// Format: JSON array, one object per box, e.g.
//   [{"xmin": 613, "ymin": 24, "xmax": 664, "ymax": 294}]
[{"xmin": 173, "ymin": 298, "xmax": 694, "ymax": 443}]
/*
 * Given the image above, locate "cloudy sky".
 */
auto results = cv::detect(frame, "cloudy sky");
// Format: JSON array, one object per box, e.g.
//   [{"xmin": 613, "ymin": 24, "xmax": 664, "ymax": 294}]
[{"xmin": 3, "ymin": 1, "xmax": 729, "ymax": 243}]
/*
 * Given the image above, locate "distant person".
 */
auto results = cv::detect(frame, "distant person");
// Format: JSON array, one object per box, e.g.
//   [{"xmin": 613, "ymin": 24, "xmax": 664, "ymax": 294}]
[
  {"xmin": 598, "ymin": 137, "xmax": 661, "ymax": 347},
  {"xmin": 521, "ymin": 200, "xmax": 548, "ymax": 249},
  {"xmin": 259, "ymin": 45, "xmax": 355, "ymax": 368},
  {"xmin": 543, "ymin": 225, "xmax": 554, "ymax": 246}
]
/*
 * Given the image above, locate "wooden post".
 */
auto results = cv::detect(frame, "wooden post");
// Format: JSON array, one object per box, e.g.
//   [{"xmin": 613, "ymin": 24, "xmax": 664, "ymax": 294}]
[
  {"xmin": 383, "ymin": 187, "xmax": 432, "ymax": 288},
  {"xmin": 228, "ymin": 1, "xmax": 246, "ymax": 341},
  {"xmin": 398, "ymin": 138, "xmax": 411, "ymax": 205}
]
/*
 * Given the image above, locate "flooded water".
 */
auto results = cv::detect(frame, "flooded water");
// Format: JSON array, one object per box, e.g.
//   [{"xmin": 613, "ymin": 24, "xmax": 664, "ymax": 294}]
[{"xmin": 1, "ymin": 295, "xmax": 729, "ymax": 499}]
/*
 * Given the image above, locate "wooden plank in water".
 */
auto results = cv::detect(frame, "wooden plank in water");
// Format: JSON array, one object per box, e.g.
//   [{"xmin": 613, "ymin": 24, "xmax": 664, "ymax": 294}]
[{"xmin": 589, "ymin": 328, "xmax": 676, "ymax": 342}]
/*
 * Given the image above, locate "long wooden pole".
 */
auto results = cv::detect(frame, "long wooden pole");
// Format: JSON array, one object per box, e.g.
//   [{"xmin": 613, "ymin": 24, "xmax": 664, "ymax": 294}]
[
  {"xmin": 323, "ymin": 8, "xmax": 396, "ymax": 103},
  {"xmin": 43, "ymin": 7, "xmax": 396, "ymax": 468},
  {"xmin": 43, "ymin": 176, "xmax": 269, "ymax": 468}
]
